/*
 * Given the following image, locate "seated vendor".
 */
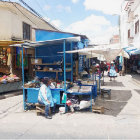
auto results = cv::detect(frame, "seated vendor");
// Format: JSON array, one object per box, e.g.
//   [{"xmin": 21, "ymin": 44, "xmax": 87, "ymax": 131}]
[{"xmin": 38, "ymin": 78, "xmax": 56, "ymax": 119}]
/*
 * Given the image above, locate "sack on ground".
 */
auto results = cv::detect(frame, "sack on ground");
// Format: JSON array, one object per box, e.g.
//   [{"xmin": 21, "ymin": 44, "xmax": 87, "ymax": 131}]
[
  {"xmin": 79, "ymin": 99, "xmax": 95, "ymax": 110},
  {"xmin": 79, "ymin": 100, "xmax": 91, "ymax": 110}
]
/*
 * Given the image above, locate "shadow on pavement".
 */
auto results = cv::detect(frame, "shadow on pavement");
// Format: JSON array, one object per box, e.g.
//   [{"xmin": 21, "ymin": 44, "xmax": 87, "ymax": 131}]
[
  {"xmin": 135, "ymin": 90, "xmax": 140, "ymax": 94},
  {"xmin": 95, "ymin": 90, "xmax": 132, "ymax": 117},
  {"xmin": 131, "ymin": 74, "xmax": 140, "ymax": 83}
]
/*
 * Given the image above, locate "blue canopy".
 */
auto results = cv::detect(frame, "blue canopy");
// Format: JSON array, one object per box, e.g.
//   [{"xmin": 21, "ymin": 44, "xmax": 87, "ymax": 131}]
[{"xmin": 123, "ymin": 46, "xmax": 140, "ymax": 55}]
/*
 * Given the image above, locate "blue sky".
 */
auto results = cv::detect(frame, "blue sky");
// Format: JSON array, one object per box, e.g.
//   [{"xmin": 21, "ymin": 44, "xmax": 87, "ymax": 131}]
[{"xmin": 12, "ymin": 0, "xmax": 122, "ymax": 44}]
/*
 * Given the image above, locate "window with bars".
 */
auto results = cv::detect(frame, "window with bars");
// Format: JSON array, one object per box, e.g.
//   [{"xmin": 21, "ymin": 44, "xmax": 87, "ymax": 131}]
[
  {"xmin": 23, "ymin": 22, "xmax": 31, "ymax": 40},
  {"xmin": 128, "ymin": 29, "xmax": 130, "ymax": 38},
  {"xmin": 135, "ymin": 20, "xmax": 139, "ymax": 34}
]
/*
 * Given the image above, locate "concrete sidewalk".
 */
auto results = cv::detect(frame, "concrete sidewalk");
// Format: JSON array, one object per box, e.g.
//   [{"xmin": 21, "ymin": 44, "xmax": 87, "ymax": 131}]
[
  {"xmin": 0, "ymin": 74, "xmax": 140, "ymax": 139},
  {"xmin": 0, "ymin": 90, "xmax": 22, "ymax": 100},
  {"xmin": 131, "ymin": 73, "xmax": 140, "ymax": 85}
]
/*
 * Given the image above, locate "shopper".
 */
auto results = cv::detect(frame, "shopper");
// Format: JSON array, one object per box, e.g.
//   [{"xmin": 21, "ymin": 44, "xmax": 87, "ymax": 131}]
[
  {"xmin": 119, "ymin": 63, "xmax": 123, "ymax": 76},
  {"xmin": 38, "ymin": 78, "xmax": 56, "ymax": 119},
  {"xmin": 109, "ymin": 62, "xmax": 117, "ymax": 81},
  {"xmin": 100, "ymin": 61, "xmax": 106, "ymax": 76}
]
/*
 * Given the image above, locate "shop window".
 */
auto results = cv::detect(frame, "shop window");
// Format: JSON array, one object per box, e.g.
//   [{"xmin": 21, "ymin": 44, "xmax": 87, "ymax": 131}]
[
  {"xmin": 23, "ymin": 22, "xmax": 31, "ymax": 40},
  {"xmin": 135, "ymin": 20, "xmax": 139, "ymax": 34},
  {"xmin": 128, "ymin": 29, "xmax": 130, "ymax": 38}
]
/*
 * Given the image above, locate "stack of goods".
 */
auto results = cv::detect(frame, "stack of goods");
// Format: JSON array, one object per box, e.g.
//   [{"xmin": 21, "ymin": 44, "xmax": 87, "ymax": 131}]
[
  {"xmin": 79, "ymin": 86, "xmax": 92, "ymax": 93},
  {"xmin": 67, "ymin": 86, "xmax": 80, "ymax": 93},
  {"xmin": 24, "ymin": 82, "xmax": 36, "ymax": 88},
  {"xmin": 24, "ymin": 77, "xmax": 40, "ymax": 88},
  {"xmin": 43, "ymin": 67, "xmax": 49, "ymax": 71},
  {"xmin": 0, "ymin": 74, "xmax": 20, "ymax": 84}
]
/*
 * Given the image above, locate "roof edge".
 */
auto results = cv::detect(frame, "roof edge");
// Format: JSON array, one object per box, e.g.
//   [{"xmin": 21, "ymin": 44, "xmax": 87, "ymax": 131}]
[
  {"xmin": 33, "ymin": 28, "xmax": 88, "ymax": 39},
  {"xmin": 0, "ymin": 1, "xmax": 59, "ymax": 31}
]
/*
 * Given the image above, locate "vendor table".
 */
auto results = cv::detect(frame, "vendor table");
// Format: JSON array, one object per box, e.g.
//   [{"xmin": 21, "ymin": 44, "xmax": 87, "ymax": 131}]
[
  {"xmin": 0, "ymin": 81, "xmax": 22, "ymax": 93},
  {"xmin": 23, "ymin": 83, "xmax": 97, "ymax": 111},
  {"xmin": 67, "ymin": 84, "xmax": 97, "ymax": 112},
  {"xmin": 23, "ymin": 88, "xmax": 64, "ymax": 109}
]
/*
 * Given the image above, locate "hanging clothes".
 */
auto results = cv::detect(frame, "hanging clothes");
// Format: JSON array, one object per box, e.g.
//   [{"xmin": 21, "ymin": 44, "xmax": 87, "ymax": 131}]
[{"xmin": 7, "ymin": 53, "xmax": 12, "ymax": 66}]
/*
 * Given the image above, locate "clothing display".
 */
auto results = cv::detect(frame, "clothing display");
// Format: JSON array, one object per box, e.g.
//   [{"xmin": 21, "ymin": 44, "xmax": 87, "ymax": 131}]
[{"xmin": 7, "ymin": 53, "xmax": 12, "ymax": 66}]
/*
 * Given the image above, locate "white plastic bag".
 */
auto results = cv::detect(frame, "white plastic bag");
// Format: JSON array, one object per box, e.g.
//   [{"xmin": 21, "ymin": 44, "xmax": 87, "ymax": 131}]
[
  {"xmin": 79, "ymin": 99, "xmax": 95, "ymax": 110},
  {"xmin": 79, "ymin": 100, "xmax": 91, "ymax": 110}
]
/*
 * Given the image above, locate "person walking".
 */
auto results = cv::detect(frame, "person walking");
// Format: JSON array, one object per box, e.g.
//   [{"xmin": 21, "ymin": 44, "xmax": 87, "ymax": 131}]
[{"xmin": 109, "ymin": 62, "xmax": 117, "ymax": 81}]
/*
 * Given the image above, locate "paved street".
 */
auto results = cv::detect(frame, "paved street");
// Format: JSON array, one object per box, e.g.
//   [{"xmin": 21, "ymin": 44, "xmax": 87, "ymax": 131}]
[{"xmin": 0, "ymin": 74, "xmax": 140, "ymax": 139}]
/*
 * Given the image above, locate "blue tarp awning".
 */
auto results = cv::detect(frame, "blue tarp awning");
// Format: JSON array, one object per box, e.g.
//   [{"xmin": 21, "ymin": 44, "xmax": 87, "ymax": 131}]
[
  {"xmin": 10, "ymin": 37, "xmax": 81, "ymax": 48},
  {"xmin": 123, "ymin": 46, "xmax": 140, "ymax": 55}
]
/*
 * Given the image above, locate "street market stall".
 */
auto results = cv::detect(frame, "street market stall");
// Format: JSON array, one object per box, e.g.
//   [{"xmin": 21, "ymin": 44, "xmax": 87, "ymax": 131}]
[
  {"xmin": 124, "ymin": 45, "xmax": 140, "ymax": 73},
  {"xmin": 0, "ymin": 41, "xmax": 23, "ymax": 93},
  {"xmin": 16, "ymin": 37, "xmax": 97, "ymax": 112},
  {"xmin": 62, "ymin": 43, "xmax": 131, "ymax": 94}
]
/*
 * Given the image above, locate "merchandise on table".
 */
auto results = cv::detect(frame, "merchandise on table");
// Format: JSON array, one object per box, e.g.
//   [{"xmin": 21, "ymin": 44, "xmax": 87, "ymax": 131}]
[
  {"xmin": 24, "ymin": 76, "xmax": 71, "ymax": 89},
  {"xmin": 0, "ymin": 74, "xmax": 20, "ymax": 84},
  {"xmin": 31, "ymin": 58, "xmax": 42, "ymax": 64}
]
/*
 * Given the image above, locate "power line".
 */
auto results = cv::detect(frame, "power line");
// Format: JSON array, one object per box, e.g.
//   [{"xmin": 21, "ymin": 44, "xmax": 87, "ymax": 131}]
[
  {"xmin": 33, "ymin": 0, "xmax": 52, "ymax": 23},
  {"xmin": 8, "ymin": 0, "xmax": 38, "ymax": 27},
  {"xmin": 34, "ymin": 0, "xmax": 46, "ymax": 16},
  {"xmin": 19, "ymin": 0, "xmax": 42, "ymax": 18},
  {"xmin": 18, "ymin": 0, "xmax": 58, "ymax": 30}
]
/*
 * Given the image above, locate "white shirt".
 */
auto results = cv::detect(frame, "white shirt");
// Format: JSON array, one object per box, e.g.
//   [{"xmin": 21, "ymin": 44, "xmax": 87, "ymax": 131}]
[{"xmin": 38, "ymin": 84, "xmax": 48, "ymax": 102}]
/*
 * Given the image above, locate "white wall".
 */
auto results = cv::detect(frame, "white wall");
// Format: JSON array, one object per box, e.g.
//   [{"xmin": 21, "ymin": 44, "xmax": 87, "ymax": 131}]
[
  {"xmin": 0, "ymin": 7, "xmax": 12, "ymax": 40},
  {"xmin": 0, "ymin": 7, "xmax": 36, "ymax": 41},
  {"xmin": 10, "ymin": 8, "xmax": 37, "ymax": 41},
  {"xmin": 133, "ymin": 1, "xmax": 140, "ymax": 47},
  {"xmin": 120, "ymin": 12, "xmax": 128, "ymax": 46},
  {"xmin": 120, "ymin": 0, "xmax": 140, "ymax": 48},
  {"xmin": 0, "ymin": 3, "xmax": 57, "ymax": 41}
]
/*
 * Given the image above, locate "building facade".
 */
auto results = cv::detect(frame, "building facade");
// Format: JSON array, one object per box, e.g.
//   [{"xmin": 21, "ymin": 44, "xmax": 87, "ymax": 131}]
[
  {"xmin": 0, "ymin": 1, "xmax": 58, "ymax": 42},
  {"xmin": 120, "ymin": 0, "xmax": 140, "ymax": 74},
  {"xmin": 110, "ymin": 35, "xmax": 120, "ymax": 44},
  {"xmin": 120, "ymin": 0, "xmax": 140, "ymax": 48}
]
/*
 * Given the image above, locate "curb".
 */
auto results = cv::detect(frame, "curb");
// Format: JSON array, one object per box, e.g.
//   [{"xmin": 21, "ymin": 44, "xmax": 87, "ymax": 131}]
[{"xmin": 0, "ymin": 91, "xmax": 22, "ymax": 100}]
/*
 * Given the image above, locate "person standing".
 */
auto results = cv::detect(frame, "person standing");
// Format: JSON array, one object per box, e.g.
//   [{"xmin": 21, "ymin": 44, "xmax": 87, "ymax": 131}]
[
  {"xmin": 109, "ymin": 62, "xmax": 117, "ymax": 81},
  {"xmin": 100, "ymin": 61, "xmax": 106, "ymax": 76}
]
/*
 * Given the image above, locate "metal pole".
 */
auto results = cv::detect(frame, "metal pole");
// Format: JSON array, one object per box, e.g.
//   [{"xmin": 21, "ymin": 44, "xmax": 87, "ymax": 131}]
[
  {"xmin": 99, "ymin": 74, "xmax": 101, "ymax": 95},
  {"xmin": 63, "ymin": 40, "xmax": 66, "ymax": 92},
  {"xmin": 71, "ymin": 42, "xmax": 73, "ymax": 82},
  {"xmin": 63, "ymin": 40, "xmax": 67, "ymax": 113},
  {"xmin": 21, "ymin": 45, "xmax": 25, "ymax": 110}
]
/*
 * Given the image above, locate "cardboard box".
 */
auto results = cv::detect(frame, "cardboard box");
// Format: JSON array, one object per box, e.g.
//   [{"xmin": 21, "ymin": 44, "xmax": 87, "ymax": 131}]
[{"xmin": 31, "ymin": 58, "xmax": 42, "ymax": 64}]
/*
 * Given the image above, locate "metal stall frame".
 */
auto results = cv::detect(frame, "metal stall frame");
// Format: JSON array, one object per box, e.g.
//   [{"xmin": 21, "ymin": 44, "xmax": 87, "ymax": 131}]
[{"xmin": 20, "ymin": 37, "xmax": 81, "ymax": 110}]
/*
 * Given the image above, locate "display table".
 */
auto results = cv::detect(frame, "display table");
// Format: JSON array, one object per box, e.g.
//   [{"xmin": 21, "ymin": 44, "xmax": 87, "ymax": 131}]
[
  {"xmin": 67, "ymin": 84, "xmax": 97, "ymax": 112},
  {"xmin": 24, "ymin": 88, "xmax": 64, "ymax": 108},
  {"xmin": 0, "ymin": 81, "xmax": 22, "ymax": 93}
]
